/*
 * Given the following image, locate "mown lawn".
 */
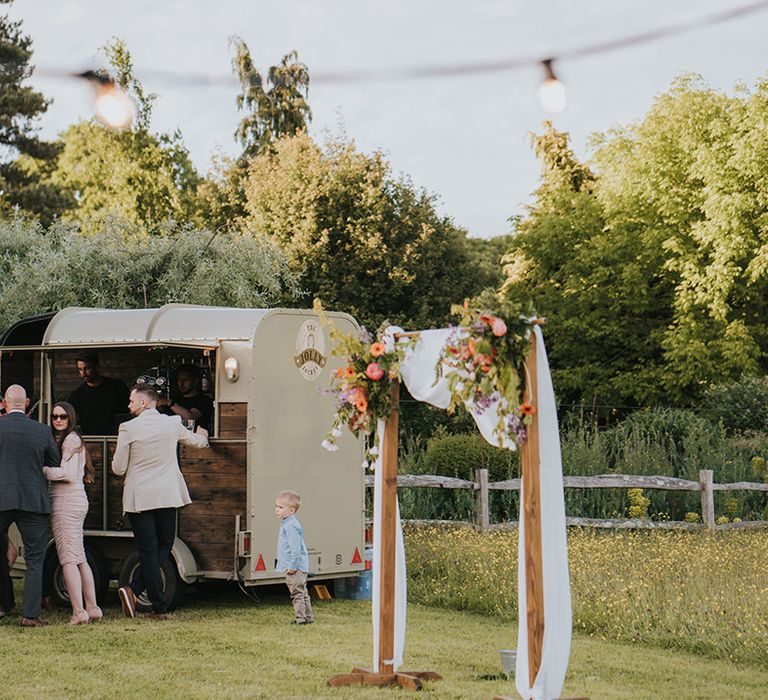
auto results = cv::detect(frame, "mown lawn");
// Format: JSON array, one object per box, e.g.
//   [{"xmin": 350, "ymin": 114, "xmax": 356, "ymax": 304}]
[{"xmin": 1, "ymin": 582, "xmax": 767, "ymax": 699}]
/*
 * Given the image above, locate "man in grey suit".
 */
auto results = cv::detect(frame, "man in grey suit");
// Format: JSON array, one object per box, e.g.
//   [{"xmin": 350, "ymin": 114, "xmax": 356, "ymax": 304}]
[{"xmin": 0, "ymin": 385, "xmax": 61, "ymax": 626}]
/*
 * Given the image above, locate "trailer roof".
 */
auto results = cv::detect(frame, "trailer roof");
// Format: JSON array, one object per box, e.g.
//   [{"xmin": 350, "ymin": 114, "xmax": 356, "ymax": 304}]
[{"xmin": 37, "ymin": 304, "xmax": 272, "ymax": 347}]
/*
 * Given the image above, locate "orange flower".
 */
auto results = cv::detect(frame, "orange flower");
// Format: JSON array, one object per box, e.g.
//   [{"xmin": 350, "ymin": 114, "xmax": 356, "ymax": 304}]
[
  {"xmin": 335, "ymin": 367, "xmax": 346, "ymax": 379},
  {"xmin": 520, "ymin": 403, "xmax": 536, "ymax": 416},
  {"xmin": 468, "ymin": 338, "xmax": 476, "ymax": 356},
  {"xmin": 343, "ymin": 366, "xmax": 356, "ymax": 378},
  {"xmin": 370, "ymin": 342, "xmax": 386, "ymax": 357},
  {"xmin": 355, "ymin": 395, "xmax": 369, "ymax": 413}
]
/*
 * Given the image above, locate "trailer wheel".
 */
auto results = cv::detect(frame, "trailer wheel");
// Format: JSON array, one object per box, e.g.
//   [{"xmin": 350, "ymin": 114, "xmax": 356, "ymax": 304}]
[
  {"xmin": 44, "ymin": 545, "xmax": 108, "ymax": 608},
  {"xmin": 117, "ymin": 552, "xmax": 185, "ymax": 612}
]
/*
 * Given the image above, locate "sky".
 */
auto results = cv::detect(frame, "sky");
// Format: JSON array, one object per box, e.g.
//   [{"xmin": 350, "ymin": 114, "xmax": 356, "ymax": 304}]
[{"xmin": 7, "ymin": 0, "xmax": 768, "ymax": 238}]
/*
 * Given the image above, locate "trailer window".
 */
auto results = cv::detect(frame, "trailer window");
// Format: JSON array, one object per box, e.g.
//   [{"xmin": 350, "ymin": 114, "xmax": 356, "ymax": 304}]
[{"xmin": 50, "ymin": 347, "xmax": 216, "ymax": 435}]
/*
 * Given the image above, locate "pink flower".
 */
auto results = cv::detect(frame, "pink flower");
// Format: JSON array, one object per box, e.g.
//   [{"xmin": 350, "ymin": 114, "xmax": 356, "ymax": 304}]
[
  {"xmin": 491, "ymin": 317, "xmax": 507, "ymax": 336},
  {"xmin": 365, "ymin": 362, "xmax": 385, "ymax": 381}
]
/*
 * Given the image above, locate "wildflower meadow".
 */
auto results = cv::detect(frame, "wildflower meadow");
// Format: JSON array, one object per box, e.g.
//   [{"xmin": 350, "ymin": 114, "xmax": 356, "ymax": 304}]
[{"xmin": 405, "ymin": 526, "xmax": 768, "ymax": 665}]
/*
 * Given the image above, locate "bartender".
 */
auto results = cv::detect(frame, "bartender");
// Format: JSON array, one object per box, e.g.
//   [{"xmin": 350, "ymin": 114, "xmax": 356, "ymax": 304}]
[
  {"xmin": 68, "ymin": 352, "xmax": 130, "ymax": 435},
  {"xmin": 157, "ymin": 364, "xmax": 213, "ymax": 432}
]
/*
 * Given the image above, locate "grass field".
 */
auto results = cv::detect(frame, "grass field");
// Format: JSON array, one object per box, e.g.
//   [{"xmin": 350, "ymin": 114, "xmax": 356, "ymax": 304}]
[
  {"xmin": 406, "ymin": 526, "xmax": 768, "ymax": 665},
  {"xmin": 1, "ymin": 582, "xmax": 767, "ymax": 699}
]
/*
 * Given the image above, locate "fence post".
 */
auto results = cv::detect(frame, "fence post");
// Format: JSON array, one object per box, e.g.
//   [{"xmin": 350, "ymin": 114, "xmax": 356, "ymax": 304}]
[
  {"xmin": 699, "ymin": 469, "xmax": 715, "ymax": 530},
  {"xmin": 475, "ymin": 468, "xmax": 489, "ymax": 533}
]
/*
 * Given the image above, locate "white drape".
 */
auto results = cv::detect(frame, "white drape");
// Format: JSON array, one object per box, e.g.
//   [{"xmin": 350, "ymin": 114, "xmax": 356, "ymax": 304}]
[
  {"xmin": 396, "ymin": 325, "xmax": 571, "ymax": 699},
  {"xmin": 371, "ymin": 417, "xmax": 407, "ymax": 671},
  {"xmin": 513, "ymin": 326, "xmax": 571, "ymax": 700}
]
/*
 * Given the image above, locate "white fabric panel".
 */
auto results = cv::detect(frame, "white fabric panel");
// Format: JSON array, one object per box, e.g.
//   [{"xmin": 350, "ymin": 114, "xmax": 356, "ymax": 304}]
[
  {"xmin": 371, "ymin": 418, "xmax": 407, "ymax": 671},
  {"xmin": 398, "ymin": 327, "xmax": 517, "ymax": 449},
  {"xmin": 515, "ymin": 326, "xmax": 572, "ymax": 699}
]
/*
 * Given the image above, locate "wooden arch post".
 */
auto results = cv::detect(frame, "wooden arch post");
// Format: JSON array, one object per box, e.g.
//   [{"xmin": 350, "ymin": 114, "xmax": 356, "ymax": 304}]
[
  {"xmin": 521, "ymin": 329, "xmax": 545, "ymax": 688},
  {"xmin": 328, "ymin": 380, "xmax": 441, "ymax": 691}
]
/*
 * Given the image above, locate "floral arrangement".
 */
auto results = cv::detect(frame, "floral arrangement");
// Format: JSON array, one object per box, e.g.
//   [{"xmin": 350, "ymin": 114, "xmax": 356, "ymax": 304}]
[
  {"xmin": 438, "ymin": 292, "xmax": 538, "ymax": 448},
  {"xmin": 315, "ymin": 301, "xmax": 415, "ymax": 468}
]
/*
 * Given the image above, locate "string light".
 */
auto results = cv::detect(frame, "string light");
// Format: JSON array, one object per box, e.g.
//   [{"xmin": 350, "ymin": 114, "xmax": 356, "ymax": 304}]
[
  {"xmin": 76, "ymin": 70, "xmax": 136, "ymax": 130},
  {"xmin": 537, "ymin": 59, "xmax": 566, "ymax": 114},
  {"xmin": 23, "ymin": 0, "xmax": 768, "ymax": 117}
]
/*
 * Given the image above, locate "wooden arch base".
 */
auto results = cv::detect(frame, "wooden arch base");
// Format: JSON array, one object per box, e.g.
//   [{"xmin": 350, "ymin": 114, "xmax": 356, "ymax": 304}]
[{"xmin": 328, "ymin": 668, "xmax": 442, "ymax": 690}]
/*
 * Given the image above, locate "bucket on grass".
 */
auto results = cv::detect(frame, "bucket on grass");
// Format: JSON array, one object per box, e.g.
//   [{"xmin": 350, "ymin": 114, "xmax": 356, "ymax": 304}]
[{"xmin": 499, "ymin": 649, "xmax": 517, "ymax": 679}]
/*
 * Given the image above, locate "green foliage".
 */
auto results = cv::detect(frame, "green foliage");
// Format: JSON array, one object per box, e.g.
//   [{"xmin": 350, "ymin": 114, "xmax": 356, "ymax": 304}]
[
  {"xmin": 627, "ymin": 488, "xmax": 650, "ymax": 518},
  {"xmin": 230, "ymin": 38, "xmax": 311, "ymax": 158},
  {"xmin": 0, "ymin": 217, "xmax": 299, "ymax": 329},
  {"xmin": 0, "ymin": 1, "xmax": 67, "ymax": 224},
  {"xmin": 699, "ymin": 375, "xmax": 768, "ymax": 433},
  {"xmin": 423, "ymin": 432, "xmax": 517, "ymax": 482},
  {"xmin": 506, "ymin": 75, "xmax": 768, "ymax": 407},
  {"xmin": 243, "ymin": 132, "xmax": 477, "ymax": 331},
  {"xmin": 465, "ymin": 235, "xmax": 513, "ymax": 290},
  {"xmin": 42, "ymin": 39, "xmax": 200, "ymax": 232}
]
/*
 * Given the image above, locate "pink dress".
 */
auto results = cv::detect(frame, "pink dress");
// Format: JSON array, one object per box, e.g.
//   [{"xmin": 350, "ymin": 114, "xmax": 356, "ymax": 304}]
[{"xmin": 43, "ymin": 433, "xmax": 89, "ymax": 566}]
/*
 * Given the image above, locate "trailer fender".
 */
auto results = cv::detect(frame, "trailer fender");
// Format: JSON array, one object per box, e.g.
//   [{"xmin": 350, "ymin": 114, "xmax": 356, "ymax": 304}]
[{"xmin": 172, "ymin": 538, "xmax": 199, "ymax": 584}]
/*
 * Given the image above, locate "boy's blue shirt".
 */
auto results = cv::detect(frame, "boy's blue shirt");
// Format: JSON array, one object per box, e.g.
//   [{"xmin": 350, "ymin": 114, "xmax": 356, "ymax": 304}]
[{"xmin": 276, "ymin": 514, "xmax": 309, "ymax": 572}]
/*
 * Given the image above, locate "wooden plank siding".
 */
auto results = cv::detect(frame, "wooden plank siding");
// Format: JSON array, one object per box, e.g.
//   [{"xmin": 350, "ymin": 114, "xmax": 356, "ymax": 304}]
[
  {"xmin": 81, "ymin": 403, "xmax": 248, "ymax": 575},
  {"xmin": 178, "ymin": 403, "xmax": 247, "ymax": 573}
]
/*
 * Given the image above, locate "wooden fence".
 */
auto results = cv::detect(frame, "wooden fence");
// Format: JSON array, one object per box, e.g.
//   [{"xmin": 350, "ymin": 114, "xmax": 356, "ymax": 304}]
[{"xmin": 364, "ymin": 469, "xmax": 768, "ymax": 532}]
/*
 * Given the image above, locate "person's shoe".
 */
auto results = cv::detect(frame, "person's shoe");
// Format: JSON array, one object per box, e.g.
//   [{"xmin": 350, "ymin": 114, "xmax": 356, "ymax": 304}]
[
  {"xmin": 68, "ymin": 610, "xmax": 90, "ymax": 626},
  {"xmin": 292, "ymin": 619, "xmax": 309, "ymax": 625},
  {"xmin": 86, "ymin": 606, "xmax": 103, "ymax": 622},
  {"xmin": 118, "ymin": 586, "xmax": 136, "ymax": 619},
  {"xmin": 20, "ymin": 617, "xmax": 47, "ymax": 628},
  {"xmin": 142, "ymin": 612, "xmax": 170, "ymax": 621}
]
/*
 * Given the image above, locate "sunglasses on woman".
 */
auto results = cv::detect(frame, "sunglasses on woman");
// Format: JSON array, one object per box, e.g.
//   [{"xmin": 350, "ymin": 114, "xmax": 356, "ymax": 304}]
[{"xmin": 51, "ymin": 413, "xmax": 69, "ymax": 421}]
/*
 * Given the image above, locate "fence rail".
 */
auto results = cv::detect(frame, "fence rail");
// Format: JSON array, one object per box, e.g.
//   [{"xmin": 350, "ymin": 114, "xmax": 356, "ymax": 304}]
[{"xmin": 364, "ymin": 469, "xmax": 768, "ymax": 532}]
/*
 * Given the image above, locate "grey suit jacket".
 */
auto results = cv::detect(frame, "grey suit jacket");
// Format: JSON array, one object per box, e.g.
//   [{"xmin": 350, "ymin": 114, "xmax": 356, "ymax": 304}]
[{"xmin": 0, "ymin": 411, "xmax": 61, "ymax": 514}]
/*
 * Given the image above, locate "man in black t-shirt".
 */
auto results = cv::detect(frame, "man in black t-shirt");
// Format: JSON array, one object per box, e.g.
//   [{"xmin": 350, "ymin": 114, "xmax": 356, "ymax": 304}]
[
  {"xmin": 157, "ymin": 365, "xmax": 213, "ymax": 432},
  {"xmin": 67, "ymin": 352, "xmax": 130, "ymax": 435}
]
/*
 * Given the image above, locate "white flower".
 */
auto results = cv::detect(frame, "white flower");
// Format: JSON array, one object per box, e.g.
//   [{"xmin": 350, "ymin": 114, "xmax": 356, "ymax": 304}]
[
  {"xmin": 362, "ymin": 461, "xmax": 369, "ymax": 470},
  {"xmin": 331, "ymin": 426, "xmax": 343, "ymax": 438},
  {"xmin": 321, "ymin": 439, "xmax": 338, "ymax": 452},
  {"xmin": 369, "ymin": 446, "xmax": 379, "ymax": 457}
]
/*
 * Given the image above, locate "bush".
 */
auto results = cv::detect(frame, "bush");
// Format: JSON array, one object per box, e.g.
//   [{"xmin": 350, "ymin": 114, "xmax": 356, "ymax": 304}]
[
  {"xmin": 423, "ymin": 432, "xmax": 517, "ymax": 482},
  {"xmin": 700, "ymin": 376, "xmax": 768, "ymax": 433}
]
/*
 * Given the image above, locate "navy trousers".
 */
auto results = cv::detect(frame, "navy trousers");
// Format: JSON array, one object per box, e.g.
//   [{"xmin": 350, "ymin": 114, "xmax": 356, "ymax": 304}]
[
  {"xmin": 0, "ymin": 510, "xmax": 49, "ymax": 619},
  {"xmin": 127, "ymin": 508, "xmax": 176, "ymax": 614}
]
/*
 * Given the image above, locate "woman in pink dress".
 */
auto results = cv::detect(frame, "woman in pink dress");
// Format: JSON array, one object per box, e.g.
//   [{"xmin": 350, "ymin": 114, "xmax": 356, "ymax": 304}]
[{"xmin": 43, "ymin": 402, "xmax": 102, "ymax": 625}]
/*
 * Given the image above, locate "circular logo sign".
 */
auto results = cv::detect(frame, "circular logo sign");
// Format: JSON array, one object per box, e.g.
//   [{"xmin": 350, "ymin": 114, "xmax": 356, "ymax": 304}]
[{"xmin": 294, "ymin": 319, "xmax": 327, "ymax": 381}]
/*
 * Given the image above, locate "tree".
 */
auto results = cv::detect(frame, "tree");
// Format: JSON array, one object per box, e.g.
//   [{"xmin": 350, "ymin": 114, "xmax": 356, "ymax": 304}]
[
  {"xmin": 194, "ymin": 41, "xmax": 313, "ymax": 231},
  {"xmin": 230, "ymin": 38, "xmax": 311, "ymax": 158},
  {"xmin": 0, "ymin": 217, "xmax": 299, "ymax": 330},
  {"xmin": 46, "ymin": 38, "xmax": 199, "ymax": 232},
  {"xmin": 505, "ymin": 75, "xmax": 768, "ymax": 409},
  {"xmin": 0, "ymin": 1, "xmax": 68, "ymax": 224},
  {"xmin": 242, "ymin": 132, "xmax": 477, "ymax": 330}
]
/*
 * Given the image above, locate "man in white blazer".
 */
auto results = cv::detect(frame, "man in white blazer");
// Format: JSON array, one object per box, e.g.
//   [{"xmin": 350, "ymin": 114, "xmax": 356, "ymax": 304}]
[{"xmin": 112, "ymin": 384, "xmax": 209, "ymax": 619}]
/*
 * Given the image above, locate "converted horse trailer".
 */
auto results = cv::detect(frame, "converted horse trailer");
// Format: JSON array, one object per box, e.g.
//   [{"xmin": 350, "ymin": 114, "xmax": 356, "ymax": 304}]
[{"xmin": 3, "ymin": 305, "xmax": 365, "ymax": 611}]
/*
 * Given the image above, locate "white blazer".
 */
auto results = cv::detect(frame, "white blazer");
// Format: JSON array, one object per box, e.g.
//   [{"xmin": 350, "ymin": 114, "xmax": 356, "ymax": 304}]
[{"xmin": 112, "ymin": 408, "xmax": 209, "ymax": 513}]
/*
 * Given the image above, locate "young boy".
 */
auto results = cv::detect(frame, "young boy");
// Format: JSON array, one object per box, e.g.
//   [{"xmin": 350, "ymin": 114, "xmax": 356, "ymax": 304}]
[{"xmin": 275, "ymin": 490, "xmax": 313, "ymax": 625}]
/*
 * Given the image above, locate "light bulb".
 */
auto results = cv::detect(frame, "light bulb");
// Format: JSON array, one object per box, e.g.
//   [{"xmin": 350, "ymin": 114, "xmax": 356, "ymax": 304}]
[
  {"xmin": 94, "ymin": 89, "xmax": 135, "ymax": 129},
  {"xmin": 538, "ymin": 59, "xmax": 566, "ymax": 114},
  {"xmin": 76, "ymin": 70, "xmax": 136, "ymax": 130}
]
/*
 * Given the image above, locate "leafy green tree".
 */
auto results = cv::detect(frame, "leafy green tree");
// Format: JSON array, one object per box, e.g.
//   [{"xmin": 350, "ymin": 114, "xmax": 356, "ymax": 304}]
[
  {"xmin": 506, "ymin": 76, "xmax": 768, "ymax": 407},
  {"xmin": 0, "ymin": 1, "xmax": 68, "ymax": 224},
  {"xmin": 230, "ymin": 38, "xmax": 311, "ymax": 158},
  {"xmin": 47, "ymin": 38, "xmax": 199, "ymax": 232},
  {"xmin": 195, "ymin": 42, "xmax": 312, "ymax": 231},
  {"xmin": 242, "ymin": 132, "xmax": 476, "ymax": 330},
  {"xmin": 0, "ymin": 217, "xmax": 299, "ymax": 329}
]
